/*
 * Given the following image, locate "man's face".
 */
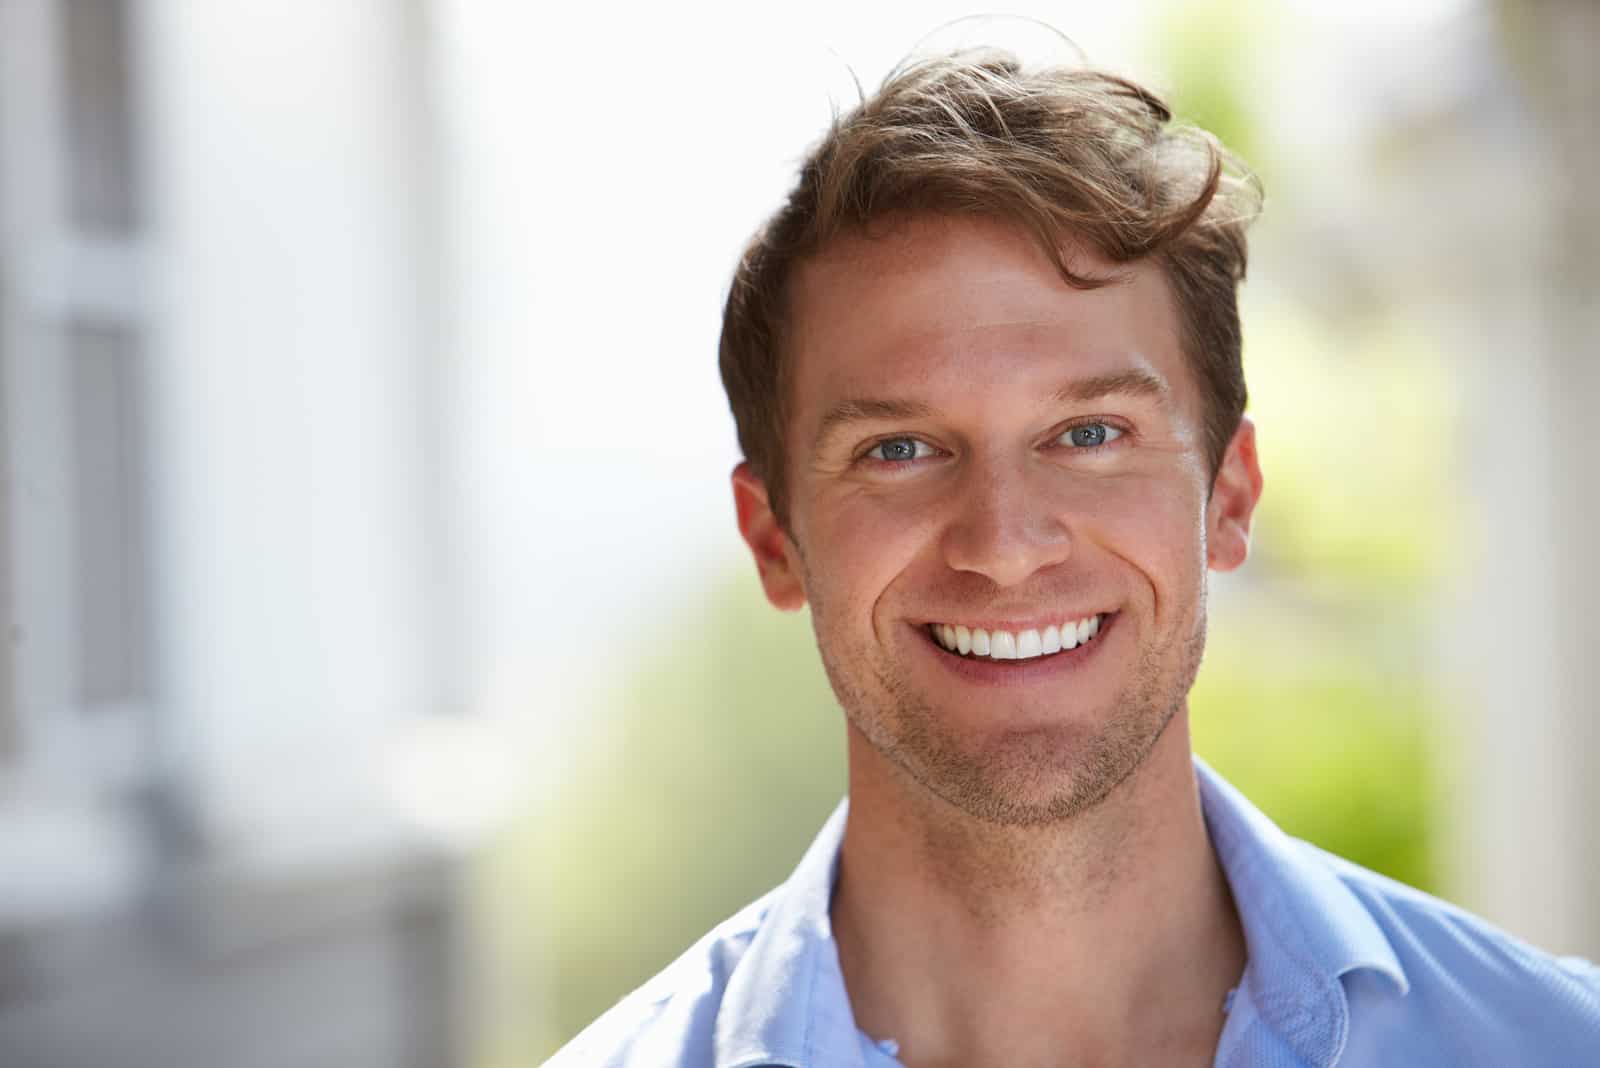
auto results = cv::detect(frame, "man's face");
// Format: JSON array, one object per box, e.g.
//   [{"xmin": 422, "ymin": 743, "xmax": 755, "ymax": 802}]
[{"xmin": 733, "ymin": 214, "xmax": 1261, "ymax": 826}]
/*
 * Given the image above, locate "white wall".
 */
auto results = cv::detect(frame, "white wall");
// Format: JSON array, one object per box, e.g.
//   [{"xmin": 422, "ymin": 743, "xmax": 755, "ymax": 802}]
[{"xmin": 137, "ymin": 0, "xmax": 441, "ymax": 869}]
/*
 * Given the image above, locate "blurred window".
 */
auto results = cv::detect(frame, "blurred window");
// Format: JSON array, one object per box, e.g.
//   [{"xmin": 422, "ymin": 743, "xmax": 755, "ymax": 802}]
[
  {"xmin": 0, "ymin": 0, "xmax": 148, "ymax": 777},
  {"xmin": 0, "ymin": 346, "xmax": 12, "ymax": 764},
  {"xmin": 68, "ymin": 321, "xmax": 149, "ymax": 708},
  {"xmin": 61, "ymin": 0, "xmax": 138, "ymax": 234}
]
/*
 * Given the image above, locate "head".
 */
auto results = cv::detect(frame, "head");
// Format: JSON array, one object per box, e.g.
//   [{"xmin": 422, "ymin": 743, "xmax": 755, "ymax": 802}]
[
  {"xmin": 719, "ymin": 49, "xmax": 1261, "ymax": 530},
  {"xmin": 721, "ymin": 50, "xmax": 1264, "ymax": 827}
]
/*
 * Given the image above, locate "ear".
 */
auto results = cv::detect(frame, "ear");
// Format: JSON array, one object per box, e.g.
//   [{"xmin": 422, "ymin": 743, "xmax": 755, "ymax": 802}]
[
  {"xmin": 732, "ymin": 462, "xmax": 807, "ymax": 611},
  {"xmin": 1206, "ymin": 416, "xmax": 1264, "ymax": 572}
]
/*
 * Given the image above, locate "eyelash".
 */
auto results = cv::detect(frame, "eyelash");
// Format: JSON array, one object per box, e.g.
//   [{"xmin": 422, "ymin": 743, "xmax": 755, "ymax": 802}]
[{"xmin": 857, "ymin": 420, "xmax": 1128, "ymax": 469}]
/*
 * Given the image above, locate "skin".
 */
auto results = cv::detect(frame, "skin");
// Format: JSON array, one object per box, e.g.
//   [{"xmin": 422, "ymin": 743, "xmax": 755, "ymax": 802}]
[{"xmin": 733, "ymin": 214, "xmax": 1264, "ymax": 1067}]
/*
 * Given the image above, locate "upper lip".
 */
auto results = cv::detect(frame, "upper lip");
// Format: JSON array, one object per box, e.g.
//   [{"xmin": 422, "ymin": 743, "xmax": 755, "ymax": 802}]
[{"xmin": 915, "ymin": 611, "xmax": 1113, "ymax": 632}]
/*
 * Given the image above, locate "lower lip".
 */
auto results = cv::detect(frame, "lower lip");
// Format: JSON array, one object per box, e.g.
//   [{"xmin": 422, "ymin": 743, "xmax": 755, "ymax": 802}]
[{"xmin": 914, "ymin": 614, "xmax": 1119, "ymax": 688}]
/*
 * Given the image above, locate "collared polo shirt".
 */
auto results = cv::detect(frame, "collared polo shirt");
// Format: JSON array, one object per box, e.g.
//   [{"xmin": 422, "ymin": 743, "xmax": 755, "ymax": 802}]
[{"xmin": 547, "ymin": 759, "xmax": 1600, "ymax": 1066}]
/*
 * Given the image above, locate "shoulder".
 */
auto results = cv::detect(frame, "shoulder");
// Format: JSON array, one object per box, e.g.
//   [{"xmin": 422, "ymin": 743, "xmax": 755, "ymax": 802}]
[
  {"xmin": 541, "ymin": 892, "xmax": 775, "ymax": 1068},
  {"xmin": 1303, "ymin": 840, "xmax": 1600, "ymax": 1061}
]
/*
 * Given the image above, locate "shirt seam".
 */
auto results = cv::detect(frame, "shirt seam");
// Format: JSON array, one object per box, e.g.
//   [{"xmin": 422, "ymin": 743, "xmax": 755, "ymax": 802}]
[
  {"xmin": 802, "ymin": 922, "xmax": 820, "ymax": 1066},
  {"xmin": 1207, "ymin": 801, "xmax": 1349, "ymax": 1062}
]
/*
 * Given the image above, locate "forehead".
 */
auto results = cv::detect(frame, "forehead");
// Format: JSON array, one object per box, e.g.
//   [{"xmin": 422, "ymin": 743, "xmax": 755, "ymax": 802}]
[{"xmin": 784, "ymin": 215, "xmax": 1196, "ymax": 435}]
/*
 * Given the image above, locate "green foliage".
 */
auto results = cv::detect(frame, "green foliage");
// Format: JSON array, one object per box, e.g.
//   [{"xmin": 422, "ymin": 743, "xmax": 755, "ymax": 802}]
[
  {"xmin": 1143, "ymin": 0, "xmax": 1283, "ymax": 177},
  {"xmin": 1191, "ymin": 608, "xmax": 1442, "ymax": 893},
  {"xmin": 514, "ymin": 574, "xmax": 845, "ymax": 1059},
  {"xmin": 1192, "ymin": 301, "xmax": 1458, "ymax": 899},
  {"xmin": 1244, "ymin": 304, "xmax": 1464, "ymax": 598}
]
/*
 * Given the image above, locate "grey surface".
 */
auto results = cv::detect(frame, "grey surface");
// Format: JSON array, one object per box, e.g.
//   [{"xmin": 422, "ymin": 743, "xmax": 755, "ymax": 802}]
[{"xmin": 0, "ymin": 861, "xmax": 460, "ymax": 1068}]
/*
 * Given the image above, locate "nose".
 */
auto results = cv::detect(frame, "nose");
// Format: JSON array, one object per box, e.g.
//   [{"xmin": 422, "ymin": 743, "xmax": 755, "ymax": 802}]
[{"xmin": 939, "ymin": 457, "xmax": 1072, "ymax": 588}]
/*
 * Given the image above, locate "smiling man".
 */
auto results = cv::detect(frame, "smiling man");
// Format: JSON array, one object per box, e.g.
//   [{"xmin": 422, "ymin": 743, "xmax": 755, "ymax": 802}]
[{"xmin": 549, "ymin": 49, "xmax": 1600, "ymax": 1068}]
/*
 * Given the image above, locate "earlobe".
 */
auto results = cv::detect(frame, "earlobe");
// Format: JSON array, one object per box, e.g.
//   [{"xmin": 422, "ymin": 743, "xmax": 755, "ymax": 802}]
[
  {"xmin": 1206, "ymin": 417, "xmax": 1265, "ymax": 573},
  {"xmin": 732, "ymin": 463, "xmax": 807, "ymax": 611}
]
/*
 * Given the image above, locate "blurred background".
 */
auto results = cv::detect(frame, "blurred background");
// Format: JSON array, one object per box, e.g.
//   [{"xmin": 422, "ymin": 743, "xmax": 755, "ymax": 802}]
[{"xmin": 0, "ymin": 0, "xmax": 1595, "ymax": 1064}]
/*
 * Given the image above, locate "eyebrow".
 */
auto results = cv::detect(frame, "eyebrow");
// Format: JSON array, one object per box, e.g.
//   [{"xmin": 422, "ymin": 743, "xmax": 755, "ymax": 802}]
[
  {"xmin": 814, "ymin": 397, "xmax": 937, "ymax": 449},
  {"xmin": 1051, "ymin": 368, "xmax": 1169, "ymax": 405},
  {"xmin": 813, "ymin": 368, "xmax": 1170, "ymax": 451}
]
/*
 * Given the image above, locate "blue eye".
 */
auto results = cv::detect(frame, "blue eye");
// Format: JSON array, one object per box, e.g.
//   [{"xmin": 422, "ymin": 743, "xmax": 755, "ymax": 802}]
[
  {"xmin": 869, "ymin": 437, "xmax": 932, "ymax": 463},
  {"xmin": 1062, "ymin": 423, "xmax": 1123, "ymax": 449}
]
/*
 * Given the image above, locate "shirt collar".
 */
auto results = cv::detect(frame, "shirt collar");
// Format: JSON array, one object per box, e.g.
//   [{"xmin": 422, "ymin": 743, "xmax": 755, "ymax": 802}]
[
  {"xmin": 716, "ymin": 759, "xmax": 1410, "ymax": 1068},
  {"xmin": 1195, "ymin": 758, "xmax": 1409, "ymax": 1065},
  {"xmin": 716, "ymin": 799, "xmax": 866, "ymax": 1068}
]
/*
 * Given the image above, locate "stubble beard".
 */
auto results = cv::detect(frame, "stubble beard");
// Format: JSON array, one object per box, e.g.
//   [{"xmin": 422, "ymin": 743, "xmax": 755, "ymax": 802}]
[{"xmin": 815, "ymin": 594, "xmax": 1209, "ymax": 829}]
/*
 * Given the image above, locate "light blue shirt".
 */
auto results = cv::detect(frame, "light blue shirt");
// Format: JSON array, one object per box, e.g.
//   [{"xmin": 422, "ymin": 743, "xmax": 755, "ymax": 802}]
[{"xmin": 548, "ymin": 759, "xmax": 1600, "ymax": 1066}]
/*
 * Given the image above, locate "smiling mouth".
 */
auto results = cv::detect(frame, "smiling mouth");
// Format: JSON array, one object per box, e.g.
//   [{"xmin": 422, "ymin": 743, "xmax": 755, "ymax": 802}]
[{"xmin": 924, "ymin": 614, "xmax": 1110, "ymax": 662}]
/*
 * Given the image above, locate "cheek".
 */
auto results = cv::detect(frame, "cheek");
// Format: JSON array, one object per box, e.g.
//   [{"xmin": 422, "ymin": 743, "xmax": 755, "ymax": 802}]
[
  {"xmin": 1065, "ymin": 475, "xmax": 1209, "ymax": 575},
  {"xmin": 798, "ymin": 490, "xmax": 934, "ymax": 611},
  {"xmin": 1059, "ymin": 469, "xmax": 1197, "ymax": 523}
]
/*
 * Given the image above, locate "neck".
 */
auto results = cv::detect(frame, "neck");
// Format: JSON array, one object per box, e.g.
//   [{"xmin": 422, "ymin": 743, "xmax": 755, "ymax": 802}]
[{"xmin": 831, "ymin": 715, "xmax": 1244, "ymax": 1068}]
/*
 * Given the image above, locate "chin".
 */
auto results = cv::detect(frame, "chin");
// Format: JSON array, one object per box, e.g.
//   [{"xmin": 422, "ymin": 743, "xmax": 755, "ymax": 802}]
[{"xmin": 894, "ymin": 718, "xmax": 1159, "ymax": 828}]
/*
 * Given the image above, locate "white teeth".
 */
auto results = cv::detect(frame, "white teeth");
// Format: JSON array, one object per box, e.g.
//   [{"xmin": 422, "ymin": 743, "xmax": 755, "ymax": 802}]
[
  {"xmin": 931, "ymin": 614, "xmax": 1105, "ymax": 661},
  {"xmin": 1041, "ymin": 625, "xmax": 1062, "ymax": 654}
]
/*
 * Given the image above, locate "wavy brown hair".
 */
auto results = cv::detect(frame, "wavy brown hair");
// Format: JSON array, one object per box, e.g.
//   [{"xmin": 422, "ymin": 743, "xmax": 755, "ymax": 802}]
[{"xmin": 719, "ymin": 49, "xmax": 1263, "ymax": 527}]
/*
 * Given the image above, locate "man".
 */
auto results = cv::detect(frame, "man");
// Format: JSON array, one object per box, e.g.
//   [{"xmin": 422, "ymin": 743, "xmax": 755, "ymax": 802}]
[{"xmin": 550, "ymin": 49, "xmax": 1600, "ymax": 1067}]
